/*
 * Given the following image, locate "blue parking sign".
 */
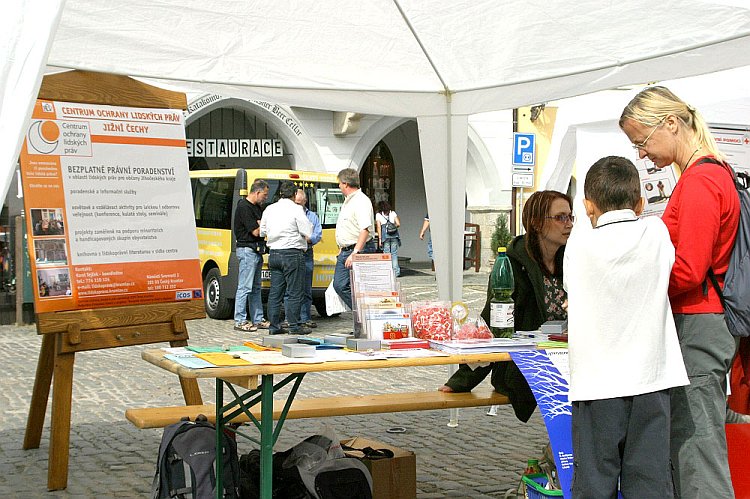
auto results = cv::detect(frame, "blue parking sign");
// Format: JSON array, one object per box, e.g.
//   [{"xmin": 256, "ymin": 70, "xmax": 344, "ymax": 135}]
[{"xmin": 513, "ymin": 133, "xmax": 536, "ymax": 166}]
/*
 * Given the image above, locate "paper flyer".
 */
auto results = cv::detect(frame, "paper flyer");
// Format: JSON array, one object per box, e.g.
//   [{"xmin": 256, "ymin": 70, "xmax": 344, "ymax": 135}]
[{"xmin": 19, "ymin": 99, "xmax": 202, "ymax": 313}]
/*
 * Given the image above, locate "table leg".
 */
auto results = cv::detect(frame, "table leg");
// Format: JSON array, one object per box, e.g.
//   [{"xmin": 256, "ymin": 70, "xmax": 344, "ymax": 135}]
[
  {"xmin": 24, "ymin": 334, "xmax": 55, "ymax": 450},
  {"xmin": 48, "ymin": 346, "xmax": 75, "ymax": 490},
  {"xmin": 260, "ymin": 374, "xmax": 274, "ymax": 499},
  {"xmin": 215, "ymin": 379, "xmax": 224, "ymax": 499}
]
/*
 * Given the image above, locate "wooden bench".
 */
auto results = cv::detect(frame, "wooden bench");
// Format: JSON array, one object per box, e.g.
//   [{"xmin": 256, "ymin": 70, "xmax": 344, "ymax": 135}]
[{"xmin": 126, "ymin": 388, "xmax": 509, "ymax": 429}]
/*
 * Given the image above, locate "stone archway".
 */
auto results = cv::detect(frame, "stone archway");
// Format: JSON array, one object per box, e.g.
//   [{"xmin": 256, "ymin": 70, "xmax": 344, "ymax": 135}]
[{"xmin": 184, "ymin": 95, "xmax": 324, "ymax": 170}]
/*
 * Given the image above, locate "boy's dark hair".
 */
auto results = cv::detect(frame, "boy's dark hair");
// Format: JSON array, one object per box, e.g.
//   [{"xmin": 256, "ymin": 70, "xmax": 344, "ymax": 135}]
[
  {"xmin": 278, "ymin": 181, "xmax": 297, "ymax": 199},
  {"xmin": 584, "ymin": 156, "xmax": 641, "ymax": 212}
]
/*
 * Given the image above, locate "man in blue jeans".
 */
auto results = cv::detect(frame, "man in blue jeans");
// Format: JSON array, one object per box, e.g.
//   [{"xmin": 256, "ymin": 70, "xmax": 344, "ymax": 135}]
[
  {"xmin": 233, "ymin": 179, "xmax": 269, "ymax": 332},
  {"xmin": 333, "ymin": 168, "xmax": 375, "ymax": 310},
  {"xmin": 284, "ymin": 188, "xmax": 322, "ymax": 327},
  {"xmin": 260, "ymin": 181, "xmax": 313, "ymax": 334}
]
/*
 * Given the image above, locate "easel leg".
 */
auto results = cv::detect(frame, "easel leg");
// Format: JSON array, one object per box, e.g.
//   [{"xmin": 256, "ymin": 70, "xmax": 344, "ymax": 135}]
[
  {"xmin": 23, "ymin": 334, "xmax": 55, "ymax": 450},
  {"xmin": 170, "ymin": 339, "xmax": 203, "ymax": 405},
  {"xmin": 48, "ymin": 346, "xmax": 74, "ymax": 490}
]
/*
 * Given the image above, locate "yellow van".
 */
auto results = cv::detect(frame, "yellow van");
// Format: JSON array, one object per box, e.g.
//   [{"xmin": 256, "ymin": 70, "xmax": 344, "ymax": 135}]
[{"xmin": 190, "ymin": 168, "xmax": 344, "ymax": 319}]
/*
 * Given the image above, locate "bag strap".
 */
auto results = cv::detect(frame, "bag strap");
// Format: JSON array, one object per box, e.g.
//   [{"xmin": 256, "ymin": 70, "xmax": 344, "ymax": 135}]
[{"xmin": 695, "ymin": 156, "xmax": 731, "ymax": 305}]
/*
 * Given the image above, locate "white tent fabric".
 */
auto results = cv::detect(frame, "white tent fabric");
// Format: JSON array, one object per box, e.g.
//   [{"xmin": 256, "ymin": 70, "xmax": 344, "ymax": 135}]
[{"xmin": 4, "ymin": 0, "xmax": 750, "ymax": 302}]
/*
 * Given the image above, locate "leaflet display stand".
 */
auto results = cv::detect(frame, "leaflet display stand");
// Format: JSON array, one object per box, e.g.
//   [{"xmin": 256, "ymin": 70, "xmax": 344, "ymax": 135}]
[
  {"xmin": 350, "ymin": 253, "xmax": 410, "ymax": 339},
  {"xmin": 20, "ymin": 70, "xmax": 205, "ymax": 491}
]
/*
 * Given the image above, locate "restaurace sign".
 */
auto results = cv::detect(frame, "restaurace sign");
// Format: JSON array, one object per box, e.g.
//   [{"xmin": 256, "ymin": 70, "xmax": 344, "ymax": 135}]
[{"xmin": 186, "ymin": 138, "xmax": 283, "ymax": 158}]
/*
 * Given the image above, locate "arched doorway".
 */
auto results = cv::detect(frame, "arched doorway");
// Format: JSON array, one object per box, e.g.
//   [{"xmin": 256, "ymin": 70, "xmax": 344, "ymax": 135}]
[{"xmin": 360, "ymin": 141, "xmax": 395, "ymax": 208}]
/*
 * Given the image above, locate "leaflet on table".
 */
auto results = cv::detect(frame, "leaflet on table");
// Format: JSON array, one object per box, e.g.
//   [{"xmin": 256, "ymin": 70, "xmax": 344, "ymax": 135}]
[
  {"xmin": 354, "ymin": 289, "xmax": 403, "ymax": 324},
  {"xmin": 428, "ymin": 338, "xmax": 537, "ymax": 354},
  {"xmin": 236, "ymin": 349, "xmax": 388, "ymax": 365},
  {"xmin": 165, "ymin": 353, "xmax": 215, "ymax": 369},
  {"xmin": 19, "ymin": 100, "xmax": 202, "ymax": 313}
]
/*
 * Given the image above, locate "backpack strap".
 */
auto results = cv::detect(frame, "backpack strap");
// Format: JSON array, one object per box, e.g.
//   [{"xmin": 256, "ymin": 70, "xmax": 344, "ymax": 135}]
[{"xmin": 695, "ymin": 156, "xmax": 733, "ymax": 306}]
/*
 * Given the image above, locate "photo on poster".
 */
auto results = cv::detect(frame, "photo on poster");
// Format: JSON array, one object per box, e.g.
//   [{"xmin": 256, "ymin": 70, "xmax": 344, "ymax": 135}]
[
  {"xmin": 636, "ymin": 159, "xmax": 678, "ymax": 218},
  {"xmin": 36, "ymin": 268, "xmax": 71, "ymax": 298},
  {"xmin": 34, "ymin": 238, "xmax": 68, "ymax": 267},
  {"xmin": 642, "ymin": 176, "xmax": 674, "ymax": 205},
  {"xmin": 30, "ymin": 208, "xmax": 65, "ymax": 236}
]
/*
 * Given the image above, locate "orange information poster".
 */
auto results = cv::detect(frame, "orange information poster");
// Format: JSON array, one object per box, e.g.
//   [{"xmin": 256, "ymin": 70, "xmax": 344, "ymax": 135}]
[{"xmin": 19, "ymin": 100, "xmax": 203, "ymax": 313}]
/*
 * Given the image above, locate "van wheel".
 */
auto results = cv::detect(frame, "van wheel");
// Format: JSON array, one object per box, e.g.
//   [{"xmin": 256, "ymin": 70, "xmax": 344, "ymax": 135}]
[{"xmin": 204, "ymin": 268, "xmax": 233, "ymax": 319}]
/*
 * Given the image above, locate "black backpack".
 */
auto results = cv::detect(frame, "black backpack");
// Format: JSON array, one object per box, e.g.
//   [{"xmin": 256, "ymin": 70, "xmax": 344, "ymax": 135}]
[
  {"xmin": 152, "ymin": 415, "xmax": 240, "ymax": 499},
  {"xmin": 699, "ymin": 157, "xmax": 750, "ymax": 337},
  {"xmin": 239, "ymin": 434, "xmax": 372, "ymax": 499}
]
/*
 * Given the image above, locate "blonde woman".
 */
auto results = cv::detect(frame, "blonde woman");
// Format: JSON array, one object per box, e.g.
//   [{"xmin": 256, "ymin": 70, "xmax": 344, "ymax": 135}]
[{"xmin": 620, "ymin": 86, "xmax": 739, "ymax": 499}]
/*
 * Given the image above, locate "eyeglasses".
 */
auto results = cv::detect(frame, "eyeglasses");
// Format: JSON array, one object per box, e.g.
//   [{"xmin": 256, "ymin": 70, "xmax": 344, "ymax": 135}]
[
  {"xmin": 632, "ymin": 118, "xmax": 665, "ymax": 151},
  {"xmin": 546, "ymin": 214, "xmax": 575, "ymax": 224}
]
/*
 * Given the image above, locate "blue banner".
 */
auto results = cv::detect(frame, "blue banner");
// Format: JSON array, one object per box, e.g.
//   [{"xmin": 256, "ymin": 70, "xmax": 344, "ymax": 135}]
[{"xmin": 511, "ymin": 349, "xmax": 573, "ymax": 498}]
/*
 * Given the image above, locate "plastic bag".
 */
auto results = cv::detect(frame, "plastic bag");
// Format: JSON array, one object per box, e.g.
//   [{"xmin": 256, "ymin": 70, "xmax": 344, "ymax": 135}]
[
  {"xmin": 325, "ymin": 281, "xmax": 350, "ymax": 316},
  {"xmin": 455, "ymin": 315, "xmax": 494, "ymax": 340},
  {"xmin": 410, "ymin": 301, "xmax": 453, "ymax": 340}
]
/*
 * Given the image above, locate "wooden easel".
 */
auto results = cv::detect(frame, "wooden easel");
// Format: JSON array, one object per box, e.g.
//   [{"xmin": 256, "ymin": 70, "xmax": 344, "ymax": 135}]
[{"xmin": 21, "ymin": 71, "xmax": 205, "ymax": 490}]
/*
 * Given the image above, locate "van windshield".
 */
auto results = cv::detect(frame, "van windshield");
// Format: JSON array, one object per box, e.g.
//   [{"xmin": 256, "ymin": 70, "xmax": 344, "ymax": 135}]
[{"xmin": 263, "ymin": 180, "xmax": 343, "ymax": 229}]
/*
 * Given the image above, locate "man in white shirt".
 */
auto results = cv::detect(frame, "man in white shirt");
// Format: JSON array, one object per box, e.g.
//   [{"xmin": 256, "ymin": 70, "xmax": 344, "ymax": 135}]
[
  {"xmin": 564, "ymin": 156, "xmax": 688, "ymax": 498},
  {"xmin": 333, "ymin": 168, "xmax": 375, "ymax": 309},
  {"xmin": 260, "ymin": 181, "xmax": 313, "ymax": 334}
]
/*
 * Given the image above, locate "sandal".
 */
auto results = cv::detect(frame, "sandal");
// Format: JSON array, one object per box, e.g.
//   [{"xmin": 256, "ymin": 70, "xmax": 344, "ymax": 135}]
[{"xmin": 234, "ymin": 322, "xmax": 257, "ymax": 332}]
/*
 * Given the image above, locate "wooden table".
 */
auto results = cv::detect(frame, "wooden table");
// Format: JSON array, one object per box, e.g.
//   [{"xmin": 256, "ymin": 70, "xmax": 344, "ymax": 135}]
[{"xmin": 142, "ymin": 348, "xmax": 514, "ymax": 499}]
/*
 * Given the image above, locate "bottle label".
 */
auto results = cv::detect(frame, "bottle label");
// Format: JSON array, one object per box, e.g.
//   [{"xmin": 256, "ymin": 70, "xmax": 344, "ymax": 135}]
[{"xmin": 490, "ymin": 302, "xmax": 514, "ymax": 328}]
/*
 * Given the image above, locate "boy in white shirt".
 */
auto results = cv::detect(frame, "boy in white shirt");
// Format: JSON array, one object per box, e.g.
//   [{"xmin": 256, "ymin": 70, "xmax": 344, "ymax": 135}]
[{"xmin": 564, "ymin": 156, "xmax": 688, "ymax": 498}]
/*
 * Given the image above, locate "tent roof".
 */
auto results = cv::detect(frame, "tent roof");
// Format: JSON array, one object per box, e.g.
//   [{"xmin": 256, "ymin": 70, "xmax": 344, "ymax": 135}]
[{"xmin": 47, "ymin": 0, "xmax": 750, "ymax": 116}]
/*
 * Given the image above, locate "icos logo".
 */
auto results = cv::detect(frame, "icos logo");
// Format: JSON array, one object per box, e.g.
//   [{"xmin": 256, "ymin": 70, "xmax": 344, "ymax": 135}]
[
  {"xmin": 175, "ymin": 291, "xmax": 192, "ymax": 300},
  {"xmin": 27, "ymin": 120, "xmax": 61, "ymax": 154}
]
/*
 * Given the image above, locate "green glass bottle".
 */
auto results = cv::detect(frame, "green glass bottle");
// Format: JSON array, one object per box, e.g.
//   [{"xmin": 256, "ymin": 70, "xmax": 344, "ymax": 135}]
[{"xmin": 489, "ymin": 247, "xmax": 514, "ymax": 338}]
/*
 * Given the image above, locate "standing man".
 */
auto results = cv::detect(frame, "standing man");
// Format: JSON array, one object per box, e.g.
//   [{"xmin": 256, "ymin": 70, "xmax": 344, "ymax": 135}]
[
  {"xmin": 233, "ymin": 179, "xmax": 269, "ymax": 332},
  {"xmin": 285, "ymin": 188, "xmax": 322, "ymax": 327},
  {"xmin": 333, "ymin": 168, "xmax": 375, "ymax": 309},
  {"xmin": 260, "ymin": 181, "xmax": 313, "ymax": 334}
]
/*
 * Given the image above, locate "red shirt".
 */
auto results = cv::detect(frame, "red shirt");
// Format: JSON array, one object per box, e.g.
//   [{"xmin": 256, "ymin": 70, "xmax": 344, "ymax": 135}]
[{"xmin": 661, "ymin": 156, "xmax": 739, "ymax": 313}]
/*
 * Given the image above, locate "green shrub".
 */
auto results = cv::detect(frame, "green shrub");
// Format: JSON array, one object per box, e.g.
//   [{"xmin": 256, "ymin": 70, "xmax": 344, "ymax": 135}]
[{"xmin": 491, "ymin": 212, "xmax": 513, "ymax": 255}]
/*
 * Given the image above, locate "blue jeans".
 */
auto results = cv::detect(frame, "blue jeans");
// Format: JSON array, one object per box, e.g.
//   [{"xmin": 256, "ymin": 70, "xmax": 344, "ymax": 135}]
[
  {"xmin": 234, "ymin": 247, "xmax": 263, "ymax": 325},
  {"xmin": 333, "ymin": 240, "xmax": 376, "ymax": 310},
  {"xmin": 426, "ymin": 233, "xmax": 433, "ymax": 260},
  {"xmin": 284, "ymin": 249, "xmax": 314, "ymax": 322},
  {"xmin": 268, "ymin": 248, "xmax": 305, "ymax": 333},
  {"xmin": 382, "ymin": 238, "xmax": 400, "ymax": 276}
]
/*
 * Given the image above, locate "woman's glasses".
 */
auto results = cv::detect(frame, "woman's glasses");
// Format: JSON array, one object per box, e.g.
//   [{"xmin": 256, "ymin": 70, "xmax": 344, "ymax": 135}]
[
  {"xmin": 632, "ymin": 118, "xmax": 666, "ymax": 151},
  {"xmin": 546, "ymin": 214, "xmax": 575, "ymax": 224}
]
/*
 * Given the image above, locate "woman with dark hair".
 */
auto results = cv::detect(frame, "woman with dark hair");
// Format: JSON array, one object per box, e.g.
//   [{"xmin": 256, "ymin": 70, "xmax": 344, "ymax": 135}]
[
  {"xmin": 620, "ymin": 86, "xmax": 739, "ymax": 498},
  {"xmin": 375, "ymin": 200, "xmax": 401, "ymax": 277},
  {"xmin": 440, "ymin": 190, "xmax": 573, "ymax": 422}
]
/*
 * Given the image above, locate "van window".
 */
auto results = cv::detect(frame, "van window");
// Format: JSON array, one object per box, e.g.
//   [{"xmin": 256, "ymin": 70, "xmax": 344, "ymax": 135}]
[
  {"xmin": 192, "ymin": 177, "xmax": 233, "ymax": 229},
  {"xmin": 258, "ymin": 180, "xmax": 343, "ymax": 229},
  {"xmin": 310, "ymin": 183, "xmax": 344, "ymax": 229}
]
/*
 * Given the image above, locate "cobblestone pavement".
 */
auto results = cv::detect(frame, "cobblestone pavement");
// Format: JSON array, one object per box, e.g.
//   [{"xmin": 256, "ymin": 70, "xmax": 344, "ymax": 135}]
[{"xmin": 0, "ymin": 268, "xmax": 549, "ymax": 498}]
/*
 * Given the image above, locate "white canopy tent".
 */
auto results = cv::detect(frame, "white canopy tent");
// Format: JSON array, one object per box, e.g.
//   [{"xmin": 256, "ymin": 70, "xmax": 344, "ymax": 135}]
[{"xmin": 4, "ymin": 0, "xmax": 750, "ymax": 302}]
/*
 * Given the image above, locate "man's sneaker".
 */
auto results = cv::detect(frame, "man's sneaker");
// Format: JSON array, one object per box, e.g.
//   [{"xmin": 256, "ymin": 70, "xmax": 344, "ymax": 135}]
[
  {"xmin": 269, "ymin": 328, "xmax": 291, "ymax": 335},
  {"xmin": 290, "ymin": 326, "xmax": 313, "ymax": 335},
  {"xmin": 281, "ymin": 321, "xmax": 289, "ymax": 328},
  {"xmin": 254, "ymin": 320, "xmax": 270, "ymax": 329},
  {"xmin": 304, "ymin": 320, "xmax": 318, "ymax": 328},
  {"xmin": 234, "ymin": 322, "xmax": 257, "ymax": 332}
]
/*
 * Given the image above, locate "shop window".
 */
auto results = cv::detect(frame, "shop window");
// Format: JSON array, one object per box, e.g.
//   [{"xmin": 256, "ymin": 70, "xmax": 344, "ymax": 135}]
[{"xmin": 361, "ymin": 141, "xmax": 395, "ymax": 208}]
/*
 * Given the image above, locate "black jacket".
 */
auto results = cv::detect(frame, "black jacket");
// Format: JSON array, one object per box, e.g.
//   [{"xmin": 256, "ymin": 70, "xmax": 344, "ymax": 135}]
[{"xmin": 445, "ymin": 234, "xmax": 565, "ymax": 422}]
